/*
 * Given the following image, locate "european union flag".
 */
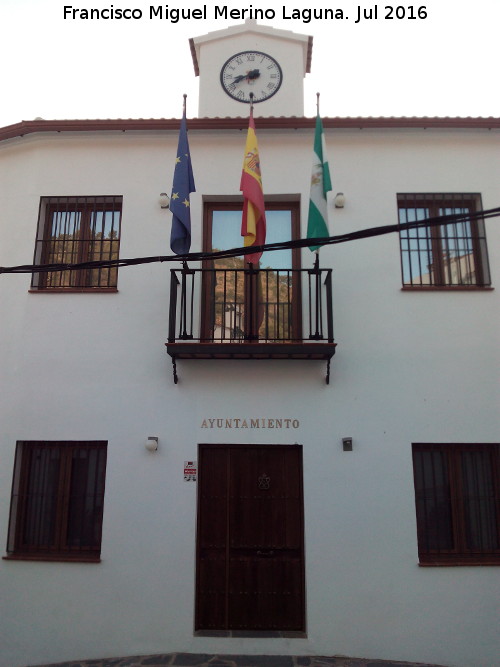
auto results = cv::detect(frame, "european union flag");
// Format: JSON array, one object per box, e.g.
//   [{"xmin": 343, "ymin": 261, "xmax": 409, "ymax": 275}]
[{"xmin": 170, "ymin": 111, "xmax": 195, "ymax": 255}]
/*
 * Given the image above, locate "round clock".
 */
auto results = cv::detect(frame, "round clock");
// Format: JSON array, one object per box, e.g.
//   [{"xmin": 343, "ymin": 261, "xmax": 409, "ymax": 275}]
[{"xmin": 220, "ymin": 51, "xmax": 283, "ymax": 103}]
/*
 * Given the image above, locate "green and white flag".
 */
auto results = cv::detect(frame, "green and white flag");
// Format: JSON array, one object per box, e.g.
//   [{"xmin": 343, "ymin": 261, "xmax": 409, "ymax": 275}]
[{"xmin": 307, "ymin": 113, "xmax": 332, "ymax": 251}]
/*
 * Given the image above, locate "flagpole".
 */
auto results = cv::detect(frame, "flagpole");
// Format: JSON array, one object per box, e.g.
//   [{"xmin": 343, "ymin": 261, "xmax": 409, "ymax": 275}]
[
  {"xmin": 240, "ymin": 90, "xmax": 267, "ymax": 337},
  {"xmin": 170, "ymin": 94, "xmax": 195, "ymax": 257},
  {"xmin": 180, "ymin": 94, "xmax": 189, "ymax": 336},
  {"xmin": 307, "ymin": 90, "xmax": 331, "ymax": 258},
  {"xmin": 313, "ymin": 92, "xmax": 322, "ymax": 335},
  {"xmin": 182, "ymin": 94, "xmax": 188, "ymax": 272},
  {"xmin": 247, "ymin": 92, "xmax": 254, "ymax": 269},
  {"xmin": 314, "ymin": 92, "xmax": 321, "ymax": 265},
  {"xmin": 246, "ymin": 92, "xmax": 254, "ymax": 337}
]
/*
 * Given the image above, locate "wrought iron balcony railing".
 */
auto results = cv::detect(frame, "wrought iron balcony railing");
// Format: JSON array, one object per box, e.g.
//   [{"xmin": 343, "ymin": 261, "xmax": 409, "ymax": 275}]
[{"xmin": 166, "ymin": 263, "xmax": 336, "ymax": 383}]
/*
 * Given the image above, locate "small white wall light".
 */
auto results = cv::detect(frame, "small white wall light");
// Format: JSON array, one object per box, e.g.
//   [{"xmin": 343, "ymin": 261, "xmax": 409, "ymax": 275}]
[
  {"xmin": 145, "ymin": 436, "xmax": 159, "ymax": 452},
  {"xmin": 342, "ymin": 437, "xmax": 353, "ymax": 452},
  {"xmin": 334, "ymin": 192, "xmax": 345, "ymax": 208},
  {"xmin": 159, "ymin": 193, "xmax": 170, "ymax": 209}
]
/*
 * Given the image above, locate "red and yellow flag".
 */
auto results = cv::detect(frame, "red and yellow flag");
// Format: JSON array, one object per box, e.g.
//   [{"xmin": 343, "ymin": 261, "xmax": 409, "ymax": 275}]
[{"xmin": 240, "ymin": 110, "xmax": 266, "ymax": 265}]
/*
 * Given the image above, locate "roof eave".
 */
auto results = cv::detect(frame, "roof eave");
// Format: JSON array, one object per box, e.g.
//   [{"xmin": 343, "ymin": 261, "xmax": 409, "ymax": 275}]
[{"xmin": 2, "ymin": 116, "xmax": 500, "ymax": 143}]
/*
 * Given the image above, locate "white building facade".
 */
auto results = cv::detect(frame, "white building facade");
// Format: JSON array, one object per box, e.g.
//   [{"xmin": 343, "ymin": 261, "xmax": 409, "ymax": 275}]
[{"xmin": 0, "ymin": 22, "xmax": 499, "ymax": 667}]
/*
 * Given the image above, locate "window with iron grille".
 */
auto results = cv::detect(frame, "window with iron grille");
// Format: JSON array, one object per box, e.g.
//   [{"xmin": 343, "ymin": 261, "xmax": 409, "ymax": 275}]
[
  {"xmin": 6, "ymin": 441, "xmax": 107, "ymax": 561},
  {"xmin": 412, "ymin": 443, "xmax": 499, "ymax": 565},
  {"xmin": 32, "ymin": 196, "xmax": 122, "ymax": 290},
  {"xmin": 398, "ymin": 194, "xmax": 491, "ymax": 288}
]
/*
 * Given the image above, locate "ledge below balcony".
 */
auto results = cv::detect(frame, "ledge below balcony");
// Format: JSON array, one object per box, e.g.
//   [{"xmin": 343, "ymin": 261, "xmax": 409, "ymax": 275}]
[{"xmin": 165, "ymin": 342, "xmax": 337, "ymax": 383}]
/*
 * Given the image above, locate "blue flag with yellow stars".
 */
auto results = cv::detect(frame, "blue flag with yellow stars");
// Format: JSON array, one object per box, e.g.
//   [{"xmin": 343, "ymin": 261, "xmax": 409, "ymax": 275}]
[{"xmin": 170, "ymin": 110, "xmax": 195, "ymax": 255}]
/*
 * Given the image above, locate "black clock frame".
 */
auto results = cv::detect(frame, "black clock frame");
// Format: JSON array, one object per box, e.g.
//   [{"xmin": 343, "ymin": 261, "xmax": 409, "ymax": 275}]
[{"xmin": 220, "ymin": 51, "xmax": 283, "ymax": 103}]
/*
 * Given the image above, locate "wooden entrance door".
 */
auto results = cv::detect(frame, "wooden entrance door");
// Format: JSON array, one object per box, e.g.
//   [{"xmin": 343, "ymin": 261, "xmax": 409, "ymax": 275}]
[{"xmin": 196, "ymin": 444, "xmax": 305, "ymax": 632}]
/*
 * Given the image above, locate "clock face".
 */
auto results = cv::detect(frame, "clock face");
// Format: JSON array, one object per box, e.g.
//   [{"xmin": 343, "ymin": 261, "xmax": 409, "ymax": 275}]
[{"xmin": 220, "ymin": 51, "xmax": 283, "ymax": 103}]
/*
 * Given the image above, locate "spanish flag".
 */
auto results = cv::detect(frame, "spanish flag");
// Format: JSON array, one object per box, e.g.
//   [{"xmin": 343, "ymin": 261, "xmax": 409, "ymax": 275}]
[{"xmin": 240, "ymin": 109, "xmax": 266, "ymax": 265}]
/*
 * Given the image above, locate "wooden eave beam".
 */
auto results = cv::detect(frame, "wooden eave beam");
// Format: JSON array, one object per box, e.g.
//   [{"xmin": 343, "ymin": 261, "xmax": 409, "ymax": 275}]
[{"xmin": 2, "ymin": 116, "xmax": 500, "ymax": 143}]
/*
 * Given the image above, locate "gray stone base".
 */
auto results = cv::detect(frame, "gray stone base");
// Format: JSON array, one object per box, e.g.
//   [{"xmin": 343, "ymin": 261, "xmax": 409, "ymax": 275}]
[{"xmin": 28, "ymin": 653, "xmax": 448, "ymax": 667}]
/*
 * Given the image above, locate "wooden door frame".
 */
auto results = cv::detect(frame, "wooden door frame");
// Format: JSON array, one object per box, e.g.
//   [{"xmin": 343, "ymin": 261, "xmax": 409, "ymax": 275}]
[{"xmin": 200, "ymin": 201, "xmax": 303, "ymax": 342}]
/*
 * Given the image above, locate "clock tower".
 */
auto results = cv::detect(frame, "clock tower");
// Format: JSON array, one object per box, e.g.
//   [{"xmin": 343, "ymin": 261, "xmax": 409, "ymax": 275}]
[{"xmin": 190, "ymin": 20, "xmax": 312, "ymax": 117}]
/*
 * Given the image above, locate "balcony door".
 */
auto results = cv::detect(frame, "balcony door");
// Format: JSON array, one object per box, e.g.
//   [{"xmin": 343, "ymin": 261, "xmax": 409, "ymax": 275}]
[
  {"xmin": 201, "ymin": 201, "xmax": 302, "ymax": 342},
  {"xmin": 195, "ymin": 444, "xmax": 305, "ymax": 632}
]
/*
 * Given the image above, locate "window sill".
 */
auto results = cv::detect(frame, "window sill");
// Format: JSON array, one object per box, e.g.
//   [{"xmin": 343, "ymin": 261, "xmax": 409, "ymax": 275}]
[
  {"xmin": 3, "ymin": 554, "xmax": 101, "ymax": 563},
  {"xmin": 418, "ymin": 560, "xmax": 499, "ymax": 567},
  {"xmin": 401, "ymin": 286, "xmax": 494, "ymax": 292},
  {"xmin": 29, "ymin": 288, "xmax": 118, "ymax": 294}
]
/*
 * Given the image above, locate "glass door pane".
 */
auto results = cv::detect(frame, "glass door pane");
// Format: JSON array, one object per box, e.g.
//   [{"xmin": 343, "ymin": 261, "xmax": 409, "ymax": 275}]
[{"xmin": 207, "ymin": 207, "xmax": 295, "ymax": 341}]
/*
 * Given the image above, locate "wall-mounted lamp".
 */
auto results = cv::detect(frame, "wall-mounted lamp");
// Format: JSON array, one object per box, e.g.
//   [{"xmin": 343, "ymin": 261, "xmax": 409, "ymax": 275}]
[
  {"xmin": 159, "ymin": 193, "xmax": 170, "ymax": 209},
  {"xmin": 334, "ymin": 192, "xmax": 345, "ymax": 208},
  {"xmin": 145, "ymin": 436, "xmax": 159, "ymax": 452},
  {"xmin": 342, "ymin": 437, "xmax": 353, "ymax": 452}
]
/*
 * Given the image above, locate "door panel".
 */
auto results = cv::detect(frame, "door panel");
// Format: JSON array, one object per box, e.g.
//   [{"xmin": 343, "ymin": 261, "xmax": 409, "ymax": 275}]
[
  {"xmin": 196, "ymin": 444, "xmax": 305, "ymax": 631},
  {"xmin": 196, "ymin": 445, "xmax": 228, "ymax": 630}
]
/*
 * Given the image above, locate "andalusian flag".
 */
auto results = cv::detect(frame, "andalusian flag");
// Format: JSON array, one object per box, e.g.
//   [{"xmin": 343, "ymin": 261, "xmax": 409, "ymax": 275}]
[
  {"xmin": 240, "ymin": 109, "xmax": 266, "ymax": 265},
  {"xmin": 307, "ymin": 113, "xmax": 332, "ymax": 251},
  {"xmin": 170, "ymin": 107, "xmax": 195, "ymax": 255}
]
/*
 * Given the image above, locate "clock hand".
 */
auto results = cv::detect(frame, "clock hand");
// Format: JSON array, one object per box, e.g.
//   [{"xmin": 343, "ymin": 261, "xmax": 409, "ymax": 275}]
[
  {"xmin": 246, "ymin": 69, "xmax": 260, "ymax": 80},
  {"xmin": 231, "ymin": 69, "xmax": 261, "ymax": 84}
]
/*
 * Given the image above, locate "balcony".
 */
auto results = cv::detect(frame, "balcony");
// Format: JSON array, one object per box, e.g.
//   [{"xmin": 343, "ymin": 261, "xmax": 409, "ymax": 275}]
[{"xmin": 166, "ymin": 263, "xmax": 336, "ymax": 383}]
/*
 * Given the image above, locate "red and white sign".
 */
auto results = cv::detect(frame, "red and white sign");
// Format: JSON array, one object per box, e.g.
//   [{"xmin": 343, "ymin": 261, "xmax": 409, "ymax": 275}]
[{"xmin": 184, "ymin": 460, "xmax": 197, "ymax": 482}]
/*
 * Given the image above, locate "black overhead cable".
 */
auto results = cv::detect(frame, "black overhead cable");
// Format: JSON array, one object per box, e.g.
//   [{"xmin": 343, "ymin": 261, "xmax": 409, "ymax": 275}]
[{"xmin": 0, "ymin": 207, "xmax": 498, "ymax": 276}]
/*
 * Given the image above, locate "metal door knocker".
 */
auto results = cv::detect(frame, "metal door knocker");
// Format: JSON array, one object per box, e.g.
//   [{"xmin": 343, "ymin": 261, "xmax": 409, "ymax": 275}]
[{"xmin": 258, "ymin": 473, "xmax": 271, "ymax": 489}]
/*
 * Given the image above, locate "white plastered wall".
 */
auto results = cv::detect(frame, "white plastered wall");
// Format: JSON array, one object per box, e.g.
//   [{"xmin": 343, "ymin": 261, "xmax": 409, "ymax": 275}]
[{"xmin": 0, "ymin": 127, "xmax": 499, "ymax": 667}]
